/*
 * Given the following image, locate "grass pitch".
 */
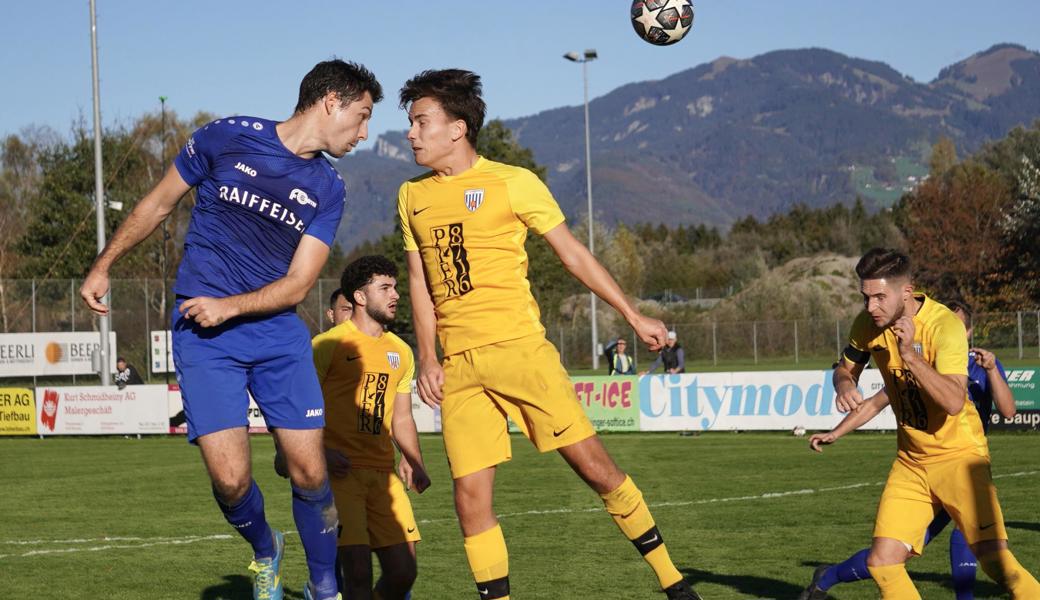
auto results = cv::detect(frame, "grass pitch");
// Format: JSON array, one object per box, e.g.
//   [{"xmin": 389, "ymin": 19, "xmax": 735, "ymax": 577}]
[{"xmin": 3, "ymin": 432, "xmax": 1038, "ymax": 599}]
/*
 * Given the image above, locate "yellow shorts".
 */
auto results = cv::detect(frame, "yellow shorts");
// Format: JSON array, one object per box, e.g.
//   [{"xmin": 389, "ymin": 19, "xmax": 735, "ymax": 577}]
[
  {"xmin": 874, "ymin": 453, "xmax": 1007, "ymax": 555},
  {"xmin": 441, "ymin": 334, "xmax": 596, "ymax": 479},
  {"xmin": 331, "ymin": 468, "xmax": 421, "ymax": 549}
]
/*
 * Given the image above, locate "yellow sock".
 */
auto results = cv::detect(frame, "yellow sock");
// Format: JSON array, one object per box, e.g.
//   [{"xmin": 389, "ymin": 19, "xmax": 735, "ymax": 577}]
[
  {"xmin": 600, "ymin": 475, "xmax": 683, "ymax": 589},
  {"xmin": 978, "ymin": 549, "xmax": 1040, "ymax": 598},
  {"xmin": 867, "ymin": 563, "xmax": 921, "ymax": 599},
  {"xmin": 463, "ymin": 524, "xmax": 509, "ymax": 600}
]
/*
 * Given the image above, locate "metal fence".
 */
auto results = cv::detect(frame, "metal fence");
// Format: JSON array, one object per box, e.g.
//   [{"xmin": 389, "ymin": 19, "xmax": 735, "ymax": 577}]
[
  {"xmin": 549, "ymin": 310, "xmax": 1040, "ymax": 370},
  {"xmin": 1, "ymin": 279, "xmax": 1036, "ymax": 378}
]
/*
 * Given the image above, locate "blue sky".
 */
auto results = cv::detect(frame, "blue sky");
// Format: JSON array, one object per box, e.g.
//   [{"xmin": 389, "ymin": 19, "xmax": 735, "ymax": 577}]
[{"xmin": 3, "ymin": 1, "xmax": 1038, "ymax": 143}]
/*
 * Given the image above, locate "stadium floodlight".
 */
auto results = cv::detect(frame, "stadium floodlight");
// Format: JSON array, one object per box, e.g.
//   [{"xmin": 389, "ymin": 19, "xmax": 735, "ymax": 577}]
[{"xmin": 563, "ymin": 49, "xmax": 600, "ymax": 370}]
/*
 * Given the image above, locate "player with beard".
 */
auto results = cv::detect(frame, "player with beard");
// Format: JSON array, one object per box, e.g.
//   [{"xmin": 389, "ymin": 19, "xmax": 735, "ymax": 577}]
[
  {"xmin": 308, "ymin": 256, "xmax": 429, "ymax": 600},
  {"xmin": 806, "ymin": 248, "xmax": 1038, "ymax": 599}
]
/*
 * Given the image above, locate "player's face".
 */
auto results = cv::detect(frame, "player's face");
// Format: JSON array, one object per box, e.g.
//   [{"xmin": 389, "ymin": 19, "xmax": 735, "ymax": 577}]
[
  {"xmin": 407, "ymin": 97, "xmax": 464, "ymax": 169},
  {"xmin": 362, "ymin": 274, "xmax": 399, "ymax": 325},
  {"xmin": 326, "ymin": 295, "xmax": 352, "ymax": 326},
  {"xmin": 860, "ymin": 277, "xmax": 910, "ymax": 328},
  {"xmin": 327, "ymin": 91, "xmax": 374, "ymax": 158}
]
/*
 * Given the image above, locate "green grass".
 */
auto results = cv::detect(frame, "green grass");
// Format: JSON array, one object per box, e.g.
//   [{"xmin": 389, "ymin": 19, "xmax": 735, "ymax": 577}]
[{"xmin": 3, "ymin": 433, "xmax": 1038, "ymax": 599}]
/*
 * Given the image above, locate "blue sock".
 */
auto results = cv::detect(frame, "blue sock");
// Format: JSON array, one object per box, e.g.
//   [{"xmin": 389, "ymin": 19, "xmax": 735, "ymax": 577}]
[
  {"xmin": 949, "ymin": 528, "xmax": 977, "ymax": 600},
  {"xmin": 214, "ymin": 479, "xmax": 275, "ymax": 560},
  {"xmin": 292, "ymin": 480, "xmax": 339, "ymax": 598},
  {"xmin": 818, "ymin": 548, "xmax": 871, "ymax": 590}
]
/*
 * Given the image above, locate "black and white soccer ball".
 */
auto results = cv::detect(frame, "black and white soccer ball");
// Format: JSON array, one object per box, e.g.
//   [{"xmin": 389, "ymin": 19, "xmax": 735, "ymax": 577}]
[{"xmin": 630, "ymin": 0, "xmax": 695, "ymax": 46}]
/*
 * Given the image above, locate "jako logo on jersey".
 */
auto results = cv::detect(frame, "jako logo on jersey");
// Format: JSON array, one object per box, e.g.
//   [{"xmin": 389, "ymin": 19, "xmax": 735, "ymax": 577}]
[
  {"xmin": 218, "ymin": 186, "xmax": 306, "ymax": 232},
  {"xmin": 185, "ymin": 136, "xmax": 197, "ymax": 157},
  {"xmin": 387, "ymin": 351, "xmax": 401, "ymax": 369},
  {"xmin": 234, "ymin": 162, "xmax": 257, "ymax": 177},
  {"xmin": 464, "ymin": 188, "xmax": 484, "ymax": 212},
  {"xmin": 306, "ymin": 408, "xmax": 323, "ymax": 418},
  {"xmin": 290, "ymin": 188, "xmax": 317, "ymax": 208}
]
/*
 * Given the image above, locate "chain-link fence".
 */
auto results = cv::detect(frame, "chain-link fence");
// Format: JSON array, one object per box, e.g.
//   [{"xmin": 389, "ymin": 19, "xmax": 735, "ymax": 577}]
[
  {"xmin": 549, "ymin": 310, "xmax": 1040, "ymax": 371},
  {"xmin": 1, "ymin": 279, "xmax": 1037, "ymax": 378}
]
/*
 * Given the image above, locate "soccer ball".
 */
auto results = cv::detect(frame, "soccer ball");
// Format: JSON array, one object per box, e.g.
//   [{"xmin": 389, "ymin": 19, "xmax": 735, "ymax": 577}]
[
  {"xmin": 792, "ymin": 426, "xmax": 807, "ymax": 437},
  {"xmin": 630, "ymin": 0, "xmax": 695, "ymax": 46}
]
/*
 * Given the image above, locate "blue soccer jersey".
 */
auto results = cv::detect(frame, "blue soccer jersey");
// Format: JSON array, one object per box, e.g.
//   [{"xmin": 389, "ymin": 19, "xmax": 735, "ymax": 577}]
[
  {"xmin": 967, "ymin": 353, "xmax": 1006, "ymax": 432},
  {"xmin": 174, "ymin": 116, "xmax": 346, "ymax": 301}
]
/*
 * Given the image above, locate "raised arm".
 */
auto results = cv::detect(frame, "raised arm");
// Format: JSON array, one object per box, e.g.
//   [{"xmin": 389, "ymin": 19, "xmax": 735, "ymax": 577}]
[
  {"xmin": 80, "ymin": 165, "xmax": 191, "ymax": 314},
  {"xmin": 972, "ymin": 349, "xmax": 1017, "ymax": 419},
  {"xmin": 542, "ymin": 224, "xmax": 666, "ymax": 351},
  {"xmin": 178, "ymin": 234, "xmax": 330, "ymax": 327},
  {"xmin": 833, "ymin": 357, "xmax": 867, "ymax": 413},
  {"xmin": 892, "ymin": 316, "xmax": 968, "ymax": 416}
]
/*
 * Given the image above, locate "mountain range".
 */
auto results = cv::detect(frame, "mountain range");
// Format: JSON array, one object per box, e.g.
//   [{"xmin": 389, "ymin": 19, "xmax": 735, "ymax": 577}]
[{"xmin": 333, "ymin": 43, "xmax": 1040, "ymax": 249}]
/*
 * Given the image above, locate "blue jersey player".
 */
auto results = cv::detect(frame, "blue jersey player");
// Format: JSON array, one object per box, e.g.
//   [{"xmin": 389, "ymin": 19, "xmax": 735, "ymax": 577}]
[
  {"xmin": 799, "ymin": 300, "xmax": 1018, "ymax": 600},
  {"xmin": 80, "ymin": 60, "xmax": 383, "ymax": 600}
]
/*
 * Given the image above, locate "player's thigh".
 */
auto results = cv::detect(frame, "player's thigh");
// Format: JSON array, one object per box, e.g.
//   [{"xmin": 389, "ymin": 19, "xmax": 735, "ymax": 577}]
[
  {"xmin": 476, "ymin": 335, "xmax": 595, "ymax": 453},
  {"xmin": 248, "ymin": 314, "xmax": 325, "ymax": 432},
  {"xmin": 441, "ymin": 351, "xmax": 511, "ymax": 479},
  {"xmin": 332, "ymin": 471, "xmax": 371, "ymax": 547},
  {"xmin": 366, "ymin": 471, "xmax": 421, "ymax": 550},
  {"xmin": 873, "ymin": 458, "xmax": 939, "ymax": 556},
  {"xmin": 196, "ymin": 426, "xmax": 252, "ymax": 500},
  {"xmin": 557, "ymin": 435, "xmax": 625, "ymax": 494},
  {"xmin": 172, "ymin": 308, "xmax": 251, "ymax": 443},
  {"xmin": 272, "ymin": 427, "xmax": 325, "ymax": 487},
  {"xmin": 929, "ymin": 454, "xmax": 1008, "ymax": 546}
]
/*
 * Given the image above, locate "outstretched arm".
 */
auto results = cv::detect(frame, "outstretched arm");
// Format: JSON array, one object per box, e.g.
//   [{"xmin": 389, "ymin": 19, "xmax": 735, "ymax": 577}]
[
  {"xmin": 542, "ymin": 224, "xmax": 666, "ymax": 351},
  {"xmin": 809, "ymin": 388, "xmax": 891, "ymax": 452},
  {"xmin": 81, "ymin": 165, "xmax": 190, "ymax": 314}
]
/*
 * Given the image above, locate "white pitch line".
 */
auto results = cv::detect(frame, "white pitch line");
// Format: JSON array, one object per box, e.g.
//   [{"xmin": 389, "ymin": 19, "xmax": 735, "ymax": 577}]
[{"xmin": 5, "ymin": 470, "xmax": 1035, "ymax": 559}]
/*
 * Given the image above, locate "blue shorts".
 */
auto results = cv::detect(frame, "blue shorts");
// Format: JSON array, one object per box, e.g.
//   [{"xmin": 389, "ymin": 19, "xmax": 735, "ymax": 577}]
[{"xmin": 172, "ymin": 298, "xmax": 324, "ymax": 442}]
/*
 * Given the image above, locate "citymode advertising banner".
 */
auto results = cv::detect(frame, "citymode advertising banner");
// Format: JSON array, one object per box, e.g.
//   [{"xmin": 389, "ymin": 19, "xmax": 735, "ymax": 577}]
[
  {"xmin": 573, "ymin": 376, "xmax": 640, "ymax": 431},
  {"xmin": 36, "ymin": 385, "xmax": 168, "ymax": 435},
  {"xmin": 0, "ymin": 332, "xmax": 117, "ymax": 377},
  {"xmin": 639, "ymin": 370, "xmax": 894, "ymax": 431},
  {"xmin": 0, "ymin": 387, "xmax": 36, "ymax": 435}
]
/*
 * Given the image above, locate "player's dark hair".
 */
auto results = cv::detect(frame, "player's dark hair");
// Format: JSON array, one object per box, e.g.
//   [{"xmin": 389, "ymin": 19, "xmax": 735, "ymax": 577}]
[
  {"xmin": 399, "ymin": 69, "xmax": 486, "ymax": 147},
  {"xmin": 945, "ymin": 298, "xmax": 973, "ymax": 319},
  {"xmin": 340, "ymin": 255, "xmax": 398, "ymax": 306},
  {"xmin": 855, "ymin": 248, "xmax": 911, "ymax": 281},
  {"xmin": 328, "ymin": 288, "xmax": 345, "ymax": 308},
  {"xmin": 295, "ymin": 59, "xmax": 383, "ymax": 114}
]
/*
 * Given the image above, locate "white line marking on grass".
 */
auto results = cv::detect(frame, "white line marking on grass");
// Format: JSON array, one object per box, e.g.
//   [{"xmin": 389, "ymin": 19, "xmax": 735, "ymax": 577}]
[{"xmin": 5, "ymin": 471, "xmax": 1034, "ymax": 558}]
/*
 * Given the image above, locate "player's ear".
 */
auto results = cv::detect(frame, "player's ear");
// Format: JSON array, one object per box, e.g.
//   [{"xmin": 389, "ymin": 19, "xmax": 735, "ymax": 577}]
[
  {"xmin": 352, "ymin": 289, "xmax": 366, "ymax": 307},
  {"xmin": 451, "ymin": 119, "xmax": 467, "ymax": 143},
  {"xmin": 323, "ymin": 92, "xmax": 339, "ymax": 116}
]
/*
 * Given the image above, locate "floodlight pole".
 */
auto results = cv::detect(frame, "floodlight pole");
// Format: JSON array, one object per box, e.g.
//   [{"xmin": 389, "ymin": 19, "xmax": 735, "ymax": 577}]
[
  {"xmin": 564, "ymin": 49, "xmax": 600, "ymax": 370},
  {"xmin": 90, "ymin": 0, "xmax": 111, "ymax": 386},
  {"xmin": 160, "ymin": 95, "xmax": 171, "ymax": 384}
]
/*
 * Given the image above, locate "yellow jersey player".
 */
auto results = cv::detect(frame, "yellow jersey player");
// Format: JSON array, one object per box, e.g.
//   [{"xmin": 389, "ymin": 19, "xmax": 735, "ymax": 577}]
[
  {"xmin": 396, "ymin": 69, "xmax": 700, "ymax": 600},
  {"xmin": 820, "ymin": 248, "xmax": 1039, "ymax": 599},
  {"xmin": 307, "ymin": 256, "xmax": 430, "ymax": 600}
]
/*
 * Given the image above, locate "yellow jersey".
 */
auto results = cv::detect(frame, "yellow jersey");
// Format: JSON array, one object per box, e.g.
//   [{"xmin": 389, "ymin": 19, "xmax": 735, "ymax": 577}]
[
  {"xmin": 312, "ymin": 320, "xmax": 415, "ymax": 471},
  {"xmin": 397, "ymin": 157, "xmax": 566, "ymax": 356},
  {"xmin": 844, "ymin": 294, "xmax": 988, "ymax": 464}
]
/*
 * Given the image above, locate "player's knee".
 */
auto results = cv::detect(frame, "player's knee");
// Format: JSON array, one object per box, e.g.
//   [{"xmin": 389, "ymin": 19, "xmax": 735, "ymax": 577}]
[
  {"xmin": 390, "ymin": 556, "xmax": 417, "ymax": 589},
  {"xmin": 211, "ymin": 476, "xmax": 251, "ymax": 504},
  {"xmin": 341, "ymin": 551, "xmax": 373, "ymax": 587},
  {"xmin": 288, "ymin": 463, "xmax": 327, "ymax": 490},
  {"xmin": 867, "ymin": 542, "xmax": 910, "ymax": 567},
  {"xmin": 972, "ymin": 538, "xmax": 1008, "ymax": 557}
]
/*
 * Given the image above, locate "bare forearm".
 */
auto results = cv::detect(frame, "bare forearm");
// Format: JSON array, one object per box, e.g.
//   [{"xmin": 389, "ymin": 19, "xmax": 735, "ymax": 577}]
[
  {"xmin": 225, "ymin": 276, "xmax": 311, "ymax": 318},
  {"xmin": 988, "ymin": 369, "xmax": 1017, "ymax": 418},
  {"xmin": 833, "ymin": 366, "xmax": 859, "ymax": 393},
  {"xmin": 94, "ymin": 194, "xmax": 175, "ymax": 271},
  {"xmin": 902, "ymin": 354, "xmax": 966, "ymax": 415},
  {"xmin": 830, "ymin": 398, "xmax": 885, "ymax": 438},
  {"xmin": 391, "ymin": 417, "xmax": 425, "ymax": 468}
]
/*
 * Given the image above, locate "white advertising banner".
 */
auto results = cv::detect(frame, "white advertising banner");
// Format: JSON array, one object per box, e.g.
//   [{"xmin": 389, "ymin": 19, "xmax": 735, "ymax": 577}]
[
  {"xmin": 639, "ymin": 370, "xmax": 894, "ymax": 431},
  {"xmin": 410, "ymin": 382, "xmax": 440, "ymax": 433},
  {"xmin": 36, "ymin": 384, "xmax": 168, "ymax": 435},
  {"xmin": 167, "ymin": 384, "xmax": 268, "ymax": 434},
  {"xmin": 0, "ymin": 332, "xmax": 117, "ymax": 377}
]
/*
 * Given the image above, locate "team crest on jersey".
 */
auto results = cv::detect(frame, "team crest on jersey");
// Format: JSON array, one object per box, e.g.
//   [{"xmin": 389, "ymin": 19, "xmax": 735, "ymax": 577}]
[
  {"xmin": 464, "ymin": 188, "xmax": 484, "ymax": 212},
  {"xmin": 387, "ymin": 351, "xmax": 401, "ymax": 370}
]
